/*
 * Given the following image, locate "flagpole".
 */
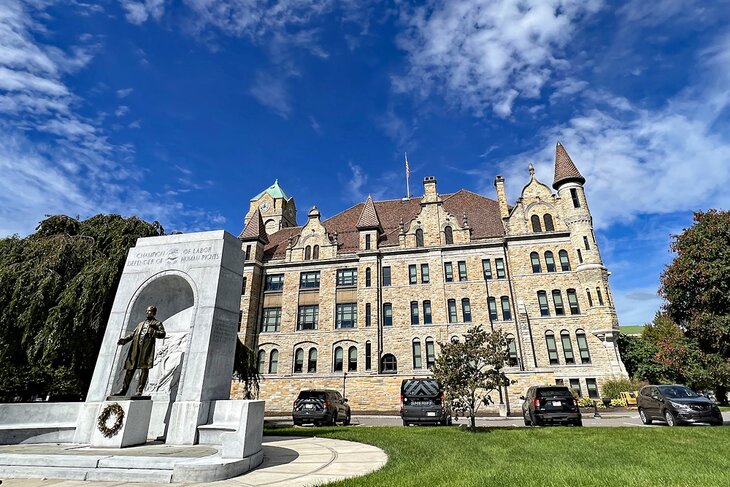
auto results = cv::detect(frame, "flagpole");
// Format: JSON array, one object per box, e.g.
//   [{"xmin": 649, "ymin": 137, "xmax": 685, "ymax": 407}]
[{"xmin": 405, "ymin": 152, "xmax": 410, "ymax": 199}]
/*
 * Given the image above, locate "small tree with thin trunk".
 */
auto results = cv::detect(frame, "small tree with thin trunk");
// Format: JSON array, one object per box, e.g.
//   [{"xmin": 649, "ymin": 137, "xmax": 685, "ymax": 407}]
[{"xmin": 432, "ymin": 325, "xmax": 513, "ymax": 431}]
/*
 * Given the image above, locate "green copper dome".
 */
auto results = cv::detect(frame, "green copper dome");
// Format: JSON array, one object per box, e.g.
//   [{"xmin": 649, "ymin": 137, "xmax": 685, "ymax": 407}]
[{"xmin": 251, "ymin": 179, "xmax": 289, "ymax": 201}]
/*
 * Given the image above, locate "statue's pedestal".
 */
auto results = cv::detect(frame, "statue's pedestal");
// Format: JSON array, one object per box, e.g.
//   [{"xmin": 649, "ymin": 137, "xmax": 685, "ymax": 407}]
[{"xmin": 90, "ymin": 399, "xmax": 153, "ymax": 448}]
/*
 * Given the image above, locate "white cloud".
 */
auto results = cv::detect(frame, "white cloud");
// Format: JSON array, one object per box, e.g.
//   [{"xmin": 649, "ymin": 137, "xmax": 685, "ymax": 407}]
[
  {"xmin": 394, "ymin": 0, "xmax": 603, "ymax": 117},
  {"xmin": 249, "ymin": 70, "xmax": 293, "ymax": 118},
  {"xmin": 119, "ymin": 0, "xmax": 167, "ymax": 25},
  {"xmin": 115, "ymin": 105, "xmax": 129, "ymax": 117},
  {"xmin": 116, "ymin": 87, "xmax": 133, "ymax": 98}
]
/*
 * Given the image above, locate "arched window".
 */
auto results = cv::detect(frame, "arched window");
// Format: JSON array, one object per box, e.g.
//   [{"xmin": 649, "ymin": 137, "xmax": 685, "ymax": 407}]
[
  {"xmin": 559, "ymin": 250, "xmax": 571, "ymax": 271},
  {"xmin": 501, "ymin": 296, "xmax": 512, "ymax": 321},
  {"xmin": 257, "ymin": 350, "xmax": 265, "ymax": 374},
  {"xmin": 308, "ymin": 348, "xmax": 317, "ymax": 373},
  {"xmin": 304, "ymin": 245, "xmax": 311, "ymax": 260},
  {"xmin": 506, "ymin": 335, "xmax": 518, "ymax": 366},
  {"xmin": 312, "ymin": 245, "xmax": 319, "ymax": 259},
  {"xmin": 425, "ymin": 338, "xmax": 436, "ymax": 369},
  {"xmin": 461, "ymin": 298, "xmax": 472, "ymax": 322},
  {"xmin": 560, "ymin": 331, "xmax": 575, "ymax": 364},
  {"xmin": 415, "ymin": 228, "xmax": 424, "ymax": 247},
  {"xmin": 596, "ymin": 287, "xmax": 604, "ymax": 306},
  {"xmin": 545, "ymin": 331, "xmax": 559, "ymax": 365},
  {"xmin": 552, "ymin": 290, "xmax": 565, "ymax": 316},
  {"xmin": 576, "ymin": 329, "xmax": 591, "ymax": 364},
  {"xmin": 447, "ymin": 299, "xmax": 457, "ymax": 323},
  {"xmin": 365, "ymin": 267, "xmax": 371, "ymax": 287},
  {"xmin": 348, "ymin": 346, "xmax": 358, "ymax": 371},
  {"xmin": 531, "ymin": 215, "xmax": 542, "ymax": 232},
  {"xmin": 381, "ymin": 353, "xmax": 397, "ymax": 373},
  {"xmin": 586, "ymin": 288, "xmax": 593, "ymax": 307},
  {"xmin": 545, "ymin": 251, "xmax": 556, "ymax": 272},
  {"xmin": 334, "ymin": 346, "xmax": 344, "ymax": 372},
  {"xmin": 268, "ymin": 349, "xmax": 279, "ymax": 374},
  {"xmin": 530, "ymin": 252, "xmax": 541, "ymax": 273},
  {"xmin": 537, "ymin": 291, "xmax": 549, "ymax": 316},
  {"xmin": 567, "ymin": 289, "xmax": 581, "ymax": 314},
  {"xmin": 544, "ymin": 214, "xmax": 555, "ymax": 231},
  {"xmin": 293, "ymin": 348, "xmax": 304, "ymax": 373},
  {"xmin": 412, "ymin": 339, "xmax": 422, "ymax": 369},
  {"xmin": 444, "ymin": 226, "xmax": 454, "ymax": 245},
  {"xmin": 488, "ymin": 297, "xmax": 498, "ymax": 321}
]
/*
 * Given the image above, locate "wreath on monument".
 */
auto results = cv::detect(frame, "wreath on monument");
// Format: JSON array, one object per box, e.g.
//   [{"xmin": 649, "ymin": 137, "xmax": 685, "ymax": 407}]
[{"xmin": 97, "ymin": 403, "xmax": 125, "ymax": 438}]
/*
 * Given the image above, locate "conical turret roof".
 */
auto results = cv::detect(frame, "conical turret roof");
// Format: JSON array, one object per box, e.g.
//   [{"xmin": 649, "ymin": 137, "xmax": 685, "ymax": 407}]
[
  {"xmin": 552, "ymin": 142, "xmax": 585, "ymax": 190},
  {"xmin": 356, "ymin": 195, "xmax": 383, "ymax": 232},
  {"xmin": 251, "ymin": 179, "xmax": 289, "ymax": 201},
  {"xmin": 239, "ymin": 208, "xmax": 269, "ymax": 244}
]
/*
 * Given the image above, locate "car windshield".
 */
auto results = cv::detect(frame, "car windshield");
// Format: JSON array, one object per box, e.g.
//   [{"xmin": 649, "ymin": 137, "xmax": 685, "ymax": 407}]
[
  {"xmin": 536, "ymin": 388, "xmax": 573, "ymax": 398},
  {"xmin": 298, "ymin": 391, "xmax": 326, "ymax": 400},
  {"xmin": 659, "ymin": 386, "xmax": 699, "ymax": 399}
]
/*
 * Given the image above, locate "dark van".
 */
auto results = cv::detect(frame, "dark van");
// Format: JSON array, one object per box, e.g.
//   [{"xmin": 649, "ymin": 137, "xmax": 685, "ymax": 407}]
[{"xmin": 400, "ymin": 378, "xmax": 452, "ymax": 426}]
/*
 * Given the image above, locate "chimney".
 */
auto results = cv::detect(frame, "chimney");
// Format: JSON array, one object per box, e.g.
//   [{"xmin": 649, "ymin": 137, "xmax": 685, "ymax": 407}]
[
  {"xmin": 494, "ymin": 176, "xmax": 509, "ymax": 219},
  {"xmin": 423, "ymin": 176, "xmax": 438, "ymax": 203}
]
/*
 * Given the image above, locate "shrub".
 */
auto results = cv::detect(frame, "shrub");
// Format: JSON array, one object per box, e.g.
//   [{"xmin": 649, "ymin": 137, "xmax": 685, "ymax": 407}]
[
  {"xmin": 601, "ymin": 377, "xmax": 646, "ymax": 399},
  {"xmin": 611, "ymin": 398, "xmax": 628, "ymax": 407},
  {"xmin": 578, "ymin": 397, "xmax": 597, "ymax": 408}
]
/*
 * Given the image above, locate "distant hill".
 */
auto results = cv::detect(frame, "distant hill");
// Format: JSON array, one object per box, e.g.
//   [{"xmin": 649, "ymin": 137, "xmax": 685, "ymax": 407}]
[{"xmin": 620, "ymin": 325, "xmax": 644, "ymax": 336}]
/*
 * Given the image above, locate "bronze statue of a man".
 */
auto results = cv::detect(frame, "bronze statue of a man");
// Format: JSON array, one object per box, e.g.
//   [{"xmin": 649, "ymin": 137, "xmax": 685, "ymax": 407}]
[{"xmin": 113, "ymin": 305, "xmax": 166, "ymax": 396}]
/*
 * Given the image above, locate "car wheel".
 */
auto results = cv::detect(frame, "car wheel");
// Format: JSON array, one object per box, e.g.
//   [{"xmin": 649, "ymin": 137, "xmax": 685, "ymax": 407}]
[
  {"xmin": 343, "ymin": 410, "xmax": 351, "ymax": 426},
  {"xmin": 330, "ymin": 411, "xmax": 338, "ymax": 426},
  {"xmin": 531, "ymin": 413, "xmax": 541, "ymax": 427},
  {"xmin": 664, "ymin": 409, "xmax": 677, "ymax": 427},
  {"xmin": 711, "ymin": 420, "xmax": 723, "ymax": 426},
  {"xmin": 575, "ymin": 420, "xmax": 583, "ymax": 427},
  {"xmin": 639, "ymin": 408, "xmax": 652, "ymax": 425}
]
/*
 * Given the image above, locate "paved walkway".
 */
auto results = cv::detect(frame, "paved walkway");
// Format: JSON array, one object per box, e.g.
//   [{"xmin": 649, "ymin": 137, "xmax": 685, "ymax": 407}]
[{"xmin": 0, "ymin": 436, "xmax": 388, "ymax": 487}]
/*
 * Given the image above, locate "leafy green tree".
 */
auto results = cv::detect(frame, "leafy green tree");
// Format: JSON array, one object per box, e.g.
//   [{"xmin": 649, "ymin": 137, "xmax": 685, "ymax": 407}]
[
  {"xmin": 660, "ymin": 210, "xmax": 730, "ymax": 402},
  {"xmin": 0, "ymin": 214, "xmax": 163, "ymax": 401},
  {"xmin": 431, "ymin": 325, "xmax": 513, "ymax": 431}
]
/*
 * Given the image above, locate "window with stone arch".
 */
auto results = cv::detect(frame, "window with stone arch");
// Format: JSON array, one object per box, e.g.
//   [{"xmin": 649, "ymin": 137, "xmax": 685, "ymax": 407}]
[
  {"xmin": 333, "ymin": 346, "xmax": 344, "ymax": 372},
  {"xmin": 348, "ymin": 346, "xmax": 358, "ymax": 372},
  {"xmin": 381, "ymin": 353, "xmax": 397, "ymax": 373},
  {"xmin": 415, "ymin": 228, "xmax": 424, "ymax": 247},
  {"xmin": 268, "ymin": 349, "xmax": 279, "ymax": 374},
  {"xmin": 293, "ymin": 347, "xmax": 304, "ymax": 373},
  {"xmin": 530, "ymin": 252, "xmax": 541, "ymax": 273},
  {"xmin": 560, "ymin": 330, "xmax": 575, "ymax": 364},
  {"xmin": 505, "ymin": 335, "xmax": 518, "ymax": 366},
  {"xmin": 531, "ymin": 214, "xmax": 542, "ymax": 232},
  {"xmin": 545, "ymin": 251, "xmax": 556, "ymax": 272},
  {"xmin": 257, "ymin": 349, "xmax": 265, "ymax": 374},
  {"xmin": 444, "ymin": 226, "xmax": 454, "ymax": 245},
  {"xmin": 545, "ymin": 331, "xmax": 559, "ymax": 365},
  {"xmin": 544, "ymin": 214, "xmax": 555, "ymax": 231},
  {"xmin": 307, "ymin": 348, "xmax": 317, "ymax": 373},
  {"xmin": 559, "ymin": 250, "xmax": 571, "ymax": 271},
  {"xmin": 304, "ymin": 245, "xmax": 311, "ymax": 260},
  {"xmin": 312, "ymin": 245, "xmax": 319, "ymax": 259},
  {"xmin": 365, "ymin": 267, "xmax": 372, "ymax": 287},
  {"xmin": 412, "ymin": 339, "xmax": 422, "ymax": 369}
]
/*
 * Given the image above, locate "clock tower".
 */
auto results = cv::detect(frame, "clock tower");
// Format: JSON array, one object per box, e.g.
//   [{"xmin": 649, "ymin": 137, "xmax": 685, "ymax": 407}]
[{"xmin": 244, "ymin": 179, "xmax": 297, "ymax": 234}]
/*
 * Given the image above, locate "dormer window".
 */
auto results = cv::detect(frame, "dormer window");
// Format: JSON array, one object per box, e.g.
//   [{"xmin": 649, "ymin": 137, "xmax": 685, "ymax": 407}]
[
  {"xmin": 531, "ymin": 215, "xmax": 542, "ymax": 232},
  {"xmin": 444, "ymin": 226, "xmax": 453, "ymax": 245},
  {"xmin": 415, "ymin": 228, "xmax": 424, "ymax": 247}
]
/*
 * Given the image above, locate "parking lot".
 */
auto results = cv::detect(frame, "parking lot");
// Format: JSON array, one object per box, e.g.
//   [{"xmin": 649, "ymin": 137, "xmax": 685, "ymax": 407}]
[{"xmin": 267, "ymin": 410, "xmax": 730, "ymax": 428}]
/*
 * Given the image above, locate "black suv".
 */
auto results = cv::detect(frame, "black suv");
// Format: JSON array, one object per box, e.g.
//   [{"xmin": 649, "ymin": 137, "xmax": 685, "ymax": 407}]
[
  {"xmin": 292, "ymin": 389, "xmax": 351, "ymax": 426},
  {"xmin": 521, "ymin": 385, "xmax": 582, "ymax": 426},
  {"xmin": 637, "ymin": 384, "xmax": 723, "ymax": 426},
  {"xmin": 400, "ymin": 378, "xmax": 452, "ymax": 426}
]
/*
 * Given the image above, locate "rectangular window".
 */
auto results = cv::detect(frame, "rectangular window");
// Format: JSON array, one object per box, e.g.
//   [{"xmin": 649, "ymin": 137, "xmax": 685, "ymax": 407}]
[
  {"xmin": 448, "ymin": 299, "xmax": 458, "ymax": 323},
  {"xmin": 426, "ymin": 341, "xmax": 436, "ymax": 369},
  {"xmin": 241, "ymin": 277, "xmax": 247, "ymax": 295},
  {"xmin": 444, "ymin": 262, "xmax": 454, "ymax": 282},
  {"xmin": 570, "ymin": 378, "xmax": 582, "ymax": 398},
  {"xmin": 561, "ymin": 333, "xmax": 575, "ymax": 364},
  {"xmin": 423, "ymin": 301, "xmax": 432, "ymax": 324},
  {"xmin": 462, "ymin": 298, "xmax": 472, "ymax": 322},
  {"xmin": 567, "ymin": 289, "xmax": 581, "ymax": 315},
  {"xmin": 365, "ymin": 342, "xmax": 372, "ymax": 370},
  {"xmin": 421, "ymin": 263, "xmax": 430, "ymax": 283},
  {"xmin": 583, "ymin": 236, "xmax": 590, "ymax": 250},
  {"xmin": 570, "ymin": 188, "xmax": 581, "ymax": 208},
  {"xmin": 335, "ymin": 303, "xmax": 357, "ymax": 329},
  {"xmin": 413, "ymin": 341, "xmax": 422, "ymax": 369},
  {"xmin": 261, "ymin": 307, "xmax": 281, "ymax": 332},
  {"xmin": 299, "ymin": 271, "xmax": 320, "ymax": 289},
  {"xmin": 409, "ymin": 264, "xmax": 417, "ymax": 285},
  {"xmin": 555, "ymin": 378, "xmax": 564, "ymax": 386},
  {"xmin": 546, "ymin": 334, "xmax": 559, "ymax": 365},
  {"xmin": 365, "ymin": 234, "xmax": 371, "ymax": 250},
  {"xmin": 488, "ymin": 297, "xmax": 498, "ymax": 321},
  {"xmin": 458, "ymin": 261, "xmax": 468, "ymax": 281},
  {"xmin": 383, "ymin": 303, "xmax": 393, "ymax": 326},
  {"xmin": 337, "ymin": 268, "xmax": 357, "ymax": 287},
  {"xmin": 577, "ymin": 249, "xmax": 583, "ymax": 263},
  {"xmin": 365, "ymin": 268, "xmax": 371, "ymax": 287},
  {"xmin": 297, "ymin": 305, "xmax": 319, "ymax": 330},
  {"xmin": 382, "ymin": 266, "xmax": 391, "ymax": 286},
  {"xmin": 553, "ymin": 290, "xmax": 565, "ymax": 316},
  {"xmin": 586, "ymin": 378, "xmax": 599, "ymax": 399},
  {"xmin": 365, "ymin": 303, "xmax": 372, "ymax": 327},
  {"xmin": 495, "ymin": 258, "xmax": 506, "ymax": 278},
  {"xmin": 577, "ymin": 333, "xmax": 591, "ymax": 364},
  {"xmin": 410, "ymin": 301, "xmax": 419, "ymax": 325},
  {"xmin": 501, "ymin": 296, "xmax": 512, "ymax": 321},
  {"xmin": 482, "ymin": 259, "xmax": 492, "ymax": 280},
  {"xmin": 245, "ymin": 245, "xmax": 251, "ymax": 261},
  {"xmin": 538, "ymin": 292, "xmax": 550, "ymax": 317},
  {"xmin": 265, "ymin": 274, "xmax": 284, "ymax": 291}
]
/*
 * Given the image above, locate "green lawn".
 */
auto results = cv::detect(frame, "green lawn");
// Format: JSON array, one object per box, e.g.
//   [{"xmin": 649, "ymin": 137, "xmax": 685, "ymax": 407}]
[
  {"xmin": 265, "ymin": 425, "xmax": 730, "ymax": 486},
  {"xmin": 619, "ymin": 325, "xmax": 644, "ymax": 335}
]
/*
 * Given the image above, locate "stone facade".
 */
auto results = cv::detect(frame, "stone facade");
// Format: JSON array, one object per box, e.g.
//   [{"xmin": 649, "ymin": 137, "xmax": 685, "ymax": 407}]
[{"xmin": 232, "ymin": 144, "xmax": 627, "ymax": 414}]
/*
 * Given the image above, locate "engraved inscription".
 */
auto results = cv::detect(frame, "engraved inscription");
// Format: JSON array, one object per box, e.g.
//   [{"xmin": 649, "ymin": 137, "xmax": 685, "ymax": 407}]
[{"xmin": 127, "ymin": 246, "xmax": 221, "ymax": 268}]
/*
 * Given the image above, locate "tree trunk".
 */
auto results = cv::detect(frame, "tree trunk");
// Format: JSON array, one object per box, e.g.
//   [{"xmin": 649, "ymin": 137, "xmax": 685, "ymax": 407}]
[{"xmin": 470, "ymin": 394, "xmax": 477, "ymax": 431}]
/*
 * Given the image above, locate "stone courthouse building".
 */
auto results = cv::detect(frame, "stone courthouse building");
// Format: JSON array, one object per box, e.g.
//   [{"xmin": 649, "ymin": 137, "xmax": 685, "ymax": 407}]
[{"xmin": 234, "ymin": 143, "xmax": 626, "ymax": 413}]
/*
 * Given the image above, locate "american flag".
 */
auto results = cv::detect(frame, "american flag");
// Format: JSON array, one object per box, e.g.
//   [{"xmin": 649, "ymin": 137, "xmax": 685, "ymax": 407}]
[{"xmin": 405, "ymin": 152, "xmax": 410, "ymax": 178}]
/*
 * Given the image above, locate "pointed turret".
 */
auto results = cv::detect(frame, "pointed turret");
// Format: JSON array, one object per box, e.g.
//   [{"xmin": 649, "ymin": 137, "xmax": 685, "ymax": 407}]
[
  {"xmin": 356, "ymin": 195, "xmax": 383, "ymax": 232},
  {"xmin": 552, "ymin": 142, "xmax": 585, "ymax": 190},
  {"xmin": 239, "ymin": 208, "xmax": 269, "ymax": 244}
]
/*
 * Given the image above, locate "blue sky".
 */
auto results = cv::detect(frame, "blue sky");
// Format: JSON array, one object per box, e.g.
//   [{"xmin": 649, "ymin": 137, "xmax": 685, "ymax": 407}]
[{"xmin": 2, "ymin": 0, "xmax": 730, "ymax": 325}]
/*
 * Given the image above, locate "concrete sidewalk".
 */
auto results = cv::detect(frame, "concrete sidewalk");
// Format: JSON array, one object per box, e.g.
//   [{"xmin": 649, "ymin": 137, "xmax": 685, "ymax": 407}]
[{"xmin": 0, "ymin": 436, "xmax": 388, "ymax": 487}]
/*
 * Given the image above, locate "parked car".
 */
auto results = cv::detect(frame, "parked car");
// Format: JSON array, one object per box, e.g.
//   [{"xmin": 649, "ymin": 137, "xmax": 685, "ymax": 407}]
[
  {"xmin": 637, "ymin": 384, "xmax": 723, "ymax": 426},
  {"xmin": 521, "ymin": 385, "xmax": 582, "ymax": 426},
  {"xmin": 400, "ymin": 378, "xmax": 452, "ymax": 426},
  {"xmin": 292, "ymin": 389, "xmax": 351, "ymax": 426}
]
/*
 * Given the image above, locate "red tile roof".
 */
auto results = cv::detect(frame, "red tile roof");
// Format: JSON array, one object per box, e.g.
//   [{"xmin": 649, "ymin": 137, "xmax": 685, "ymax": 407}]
[
  {"xmin": 553, "ymin": 142, "xmax": 585, "ymax": 189},
  {"xmin": 261, "ymin": 190, "xmax": 505, "ymax": 261}
]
